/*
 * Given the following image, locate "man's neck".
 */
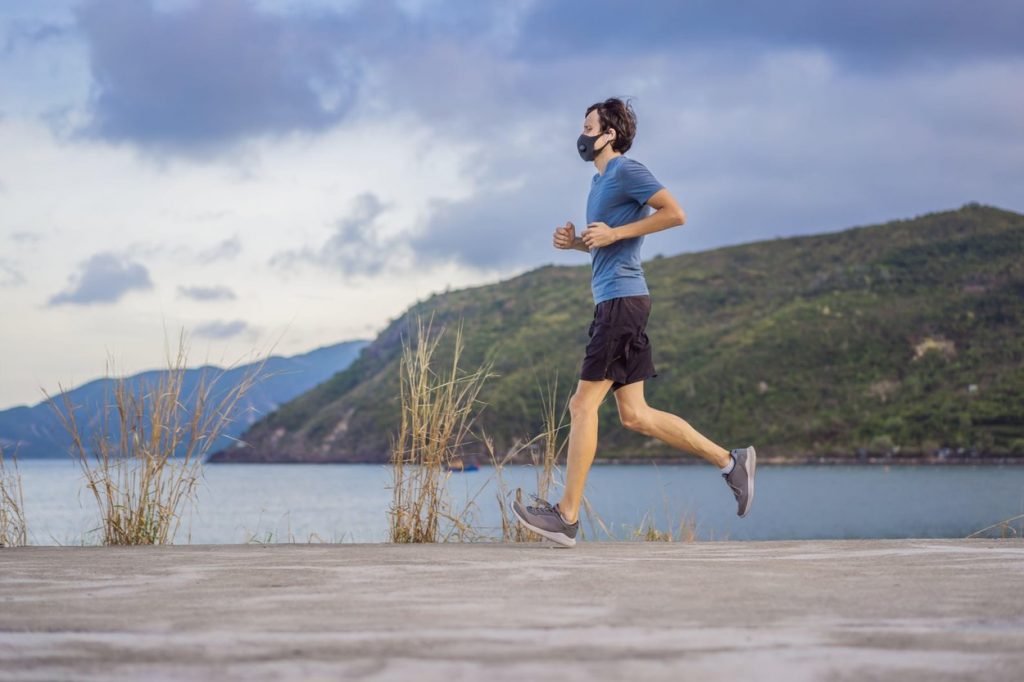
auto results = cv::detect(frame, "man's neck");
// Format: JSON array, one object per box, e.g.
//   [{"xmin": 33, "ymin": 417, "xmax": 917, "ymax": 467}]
[{"xmin": 595, "ymin": 151, "xmax": 622, "ymax": 176}]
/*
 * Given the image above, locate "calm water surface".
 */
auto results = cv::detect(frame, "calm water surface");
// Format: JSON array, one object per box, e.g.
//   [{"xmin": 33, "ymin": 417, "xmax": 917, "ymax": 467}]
[{"xmin": 10, "ymin": 459, "xmax": 1024, "ymax": 544}]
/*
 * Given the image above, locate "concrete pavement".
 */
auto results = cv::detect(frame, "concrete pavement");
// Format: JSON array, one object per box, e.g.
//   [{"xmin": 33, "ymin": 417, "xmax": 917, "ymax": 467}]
[{"xmin": 2, "ymin": 539, "xmax": 1023, "ymax": 681}]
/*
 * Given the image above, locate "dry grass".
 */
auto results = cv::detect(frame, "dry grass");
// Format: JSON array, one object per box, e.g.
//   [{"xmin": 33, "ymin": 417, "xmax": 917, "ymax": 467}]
[
  {"xmin": 486, "ymin": 370, "xmax": 621, "ymax": 543},
  {"xmin": 42, "ymin": 327, "xmax": 274, "ymax": 545},
  {"xmin": 624, "ymin": 464, "xmax": 700, "ymax": 541},
  {"xmin": 490, "ymin": 376, "xmax": 699, "ymax": 544},
  {"xmin": 386, "ymin": 313, "xmax": 616, "ymax": 544},
  {"xmin": 628, "ymin": 510, "xmax": 699, "ymax": 542},
  {"xmin": 967, "ymin": 513, "xmax": 1024, "ymax": 539},
  {"xmin": 387, "ymin": 313, "xmax": 498, "ymax": 543},
  {"xmin": 436, "ymin": 357, "xmax": 697, "ymax": 545},
  {"xmin": 0, "ymin": 443, "xmax": 28, "ymax": 547},
  {"xmin": 241, "ymin": 510, "xmax": 347, "ymax": 544},
  {"xmin": 487, "ymin": 370, "xmax": 568, "ymax": 543}
]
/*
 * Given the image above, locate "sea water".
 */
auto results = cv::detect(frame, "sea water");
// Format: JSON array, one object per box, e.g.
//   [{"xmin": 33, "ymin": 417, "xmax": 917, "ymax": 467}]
[{"xmin": 8, "ymin": 459, "xmax": 1024, "ymax": 545}]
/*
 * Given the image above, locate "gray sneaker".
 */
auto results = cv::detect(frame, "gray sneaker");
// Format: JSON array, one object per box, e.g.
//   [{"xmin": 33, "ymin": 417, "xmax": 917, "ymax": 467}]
[
  {"xmin": 723, "ymin": 445, "xmax": 757, "ymax": 517},
  {"xmin": 511, "ymin": 490, "xmax": 579, "ymax": 547}
]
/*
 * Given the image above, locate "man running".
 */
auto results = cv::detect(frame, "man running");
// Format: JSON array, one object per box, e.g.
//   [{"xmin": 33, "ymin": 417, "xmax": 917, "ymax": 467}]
[{"xmin": 512, "ymin": 97, "xmax": 756, "ymax": 547}]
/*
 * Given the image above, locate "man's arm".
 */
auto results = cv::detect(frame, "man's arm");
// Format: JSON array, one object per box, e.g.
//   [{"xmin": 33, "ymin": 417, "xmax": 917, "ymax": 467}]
[
  {"xmin": 613, "ymin": 188, "xmax": 686, "ymax": 240},
  {"xmin": 571, "ymin": 235, "xmax": 591, "ymax": 253}
]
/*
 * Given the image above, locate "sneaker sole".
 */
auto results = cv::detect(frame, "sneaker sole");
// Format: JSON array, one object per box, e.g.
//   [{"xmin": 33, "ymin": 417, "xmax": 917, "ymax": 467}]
[
  {"xmin": 511, "ymin": 504, "xmax": 577, "ymax": 547},
  {"xmin": 739, "ymin": 445, "xmax": 756, "ymax": 518}
]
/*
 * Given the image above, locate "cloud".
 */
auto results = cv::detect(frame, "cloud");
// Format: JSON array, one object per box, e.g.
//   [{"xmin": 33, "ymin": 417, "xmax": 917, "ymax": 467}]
[
  {"xmin": 193, "ymin": 319, "xmax": 250, "ymax": 339},
  {"xmin": 46, "ymin": 251, "xmax": 153, "ymax": 305},
  {"xmin": 197, "ymin": 234, "xmax": 241, "ymax": 263},
  {"xmin": 116, "ymin": 234, "xmax": 243, "ymax": 267},
  {"xmin": 60, "ymin": 0, "xmax": 540, "ymax": 155},
  {"xmin": 409, "ymin": 156, "xmax": 584, "ymax": 270},
  {"xmin": 12, "ymin": 0, "xmax": 1024, "ymax": 283},
  {"xmin": 1, "ymin": 17, "xmax": 71, "ymax": 56},
  {"xmin": 515, "ymin": 1, "xmax": 1024, "ymax": 71},
  {"xmin": 269, "ymin": 191, "xmax": 394, "ymax": 277},
  {"xmin": 71, "ymin": 0, "xmax": 361, "ymax": 154},
  {"xmin": 0, "ymin": 259, "xmax": 25, "ymax": 287},
  {"xmin": 10, "ymin": 231, "xmax": 43, "ymax": 246},
  {"xmin": 403, "ymin": 43, "xmax": 1024, "ymax": 270},
  {"xmin": 47, "ymin": 0, "xmax": 1024, "ymax": 161},
  {"xmin": 177, "ymin": 284, "xmax": 236, "ymax": 301}
]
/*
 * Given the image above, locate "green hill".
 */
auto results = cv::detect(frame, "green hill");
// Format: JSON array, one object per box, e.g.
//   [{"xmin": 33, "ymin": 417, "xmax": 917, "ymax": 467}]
[{"xmin": 208, "ymin": 203, "xmax": 1024, "ymax": 464}]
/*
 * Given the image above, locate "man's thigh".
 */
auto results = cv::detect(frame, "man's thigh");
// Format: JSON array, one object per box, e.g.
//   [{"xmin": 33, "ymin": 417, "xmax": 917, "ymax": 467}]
[{"xmin": 613, "ymin": 380, "xmax": 649, "ymax": 420}]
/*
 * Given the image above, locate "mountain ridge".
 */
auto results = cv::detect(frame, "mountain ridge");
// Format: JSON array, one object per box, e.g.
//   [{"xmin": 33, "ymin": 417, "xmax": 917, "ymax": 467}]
[
  {"xmin": 205, "ymin": 202, "xmax": 1023, "ymax": 464},
  {"xmin": 0, "ymin": 339, "xmax": 371, "ymax": 460}
]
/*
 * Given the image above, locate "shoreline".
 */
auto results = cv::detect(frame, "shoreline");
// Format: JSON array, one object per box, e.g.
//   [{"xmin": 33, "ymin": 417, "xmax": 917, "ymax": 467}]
[
  {"xmin": 594, "ymin": 455, "xmax": 1024, "ymax": 466},
  {"xmin": 197, "ymin": 456, "xmax": 1024, "ymax": 466},
  {"xmin": 14, "ymin": 455, "xmax": 1023, "ymax": 466},
  {"xmin": 207, "ymin": 456, "xmax": 1024, "ymax": 466}
]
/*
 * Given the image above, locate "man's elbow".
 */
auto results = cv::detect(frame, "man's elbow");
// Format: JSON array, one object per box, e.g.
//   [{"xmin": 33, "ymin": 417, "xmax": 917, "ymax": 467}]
[{"xmin": 673, "ymin": 208, "xmax": 686, "ymax": 227}]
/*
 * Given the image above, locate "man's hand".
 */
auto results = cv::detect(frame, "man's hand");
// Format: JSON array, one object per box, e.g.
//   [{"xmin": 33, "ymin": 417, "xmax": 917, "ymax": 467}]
[
  {"xmin": 553, "ymin": 221, "xmax": 576, "ymax": 249},
  {"xmin": 582, "ymin": 221, "xmax": 618, "ymax": 248}
]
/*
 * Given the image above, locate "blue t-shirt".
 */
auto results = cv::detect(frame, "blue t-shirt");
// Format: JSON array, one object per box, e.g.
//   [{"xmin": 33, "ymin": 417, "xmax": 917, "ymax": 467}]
[{"xmin": 585, "ymin": 155, "xmax": 665, "ymax": 304}]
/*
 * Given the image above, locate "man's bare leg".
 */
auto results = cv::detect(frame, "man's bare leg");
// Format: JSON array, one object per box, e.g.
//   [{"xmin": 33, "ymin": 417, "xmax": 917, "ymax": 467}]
[
  {"xmin": 556, "ymin": 378, "xmax": 614, "ymax": 525},
  {"xmin": 613, "ymin": 381, "xmax": 731, "ymax": 468}
]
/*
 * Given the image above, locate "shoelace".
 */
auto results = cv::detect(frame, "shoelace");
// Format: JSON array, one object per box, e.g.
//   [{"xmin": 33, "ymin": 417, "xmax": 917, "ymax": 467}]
[
  {"xmin": 527, "ymin": 492, "xmax": 579, "ymax": 527},
  {"xmin": 723, "ymin": 472, "xmax": 743, "ymax": 500}
]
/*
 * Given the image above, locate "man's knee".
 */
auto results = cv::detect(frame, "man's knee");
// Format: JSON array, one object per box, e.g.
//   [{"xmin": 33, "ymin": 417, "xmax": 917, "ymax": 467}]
[
  {"xmin": 618, "ymin": 404, "xmax": 650, "ymax": 434},
  {"xmin": 569, "ymin": 391, "xmax": 600, "ymax": 418},
  {"xmin": 573, "ymin": 391, "xmax": 598, "ymax": 417}
]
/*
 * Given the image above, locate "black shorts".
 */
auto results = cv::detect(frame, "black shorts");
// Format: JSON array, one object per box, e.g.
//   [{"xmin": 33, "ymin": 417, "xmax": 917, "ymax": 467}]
[{"xmin": 580, "ymin": 294, "xmax": 658, "ymax": 392}]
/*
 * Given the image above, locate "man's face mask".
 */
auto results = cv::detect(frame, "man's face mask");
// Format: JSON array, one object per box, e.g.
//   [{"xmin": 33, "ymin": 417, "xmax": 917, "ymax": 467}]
[{"xmin": 577, "ymin": 128, "xmax": 612, "ymax": 162}]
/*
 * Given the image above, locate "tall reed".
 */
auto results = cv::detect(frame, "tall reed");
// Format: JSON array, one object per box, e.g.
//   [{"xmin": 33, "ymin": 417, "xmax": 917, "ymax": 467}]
[
  {"xmin": 629, "ymin": 510, "xmax": 698, "ymax": 541},
  {"xmin": 488, "ymin": 377, "xmax": 700, "ymax": 543},
  {"xmin": 486, "ymin": 432, "xmax": 551, "ymax": 542},
  {"xmin": 624, "ymin": 463, "xmax": 699, "ymax": 541},
  {"xmin": 486, "ymin": 370, "xmax": 619, "ymax": 542},
  {"xmin": 388, "ymin": 313, "xmax": 497, "ymax": 543},
  {"xmin": 43, "ymin": 327, "xmax": 273, "ymax": 545},
  {"xmin": 489, "ymin": 371, "xmax": 569, "ymax": 542},
  {"xmin": 0, "ymin": 443, "xmax": 28, "ymax": 547},
  {"xmin": 967, "ymin": 513, "xmax": 1024, "ymax": 539}
]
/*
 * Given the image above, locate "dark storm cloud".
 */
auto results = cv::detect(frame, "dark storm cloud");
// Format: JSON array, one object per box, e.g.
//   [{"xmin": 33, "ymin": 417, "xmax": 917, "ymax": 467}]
[
  {"xmin": 72, "ymin": 0, "xmax": 362, "ymax": 152},
  {"xmin": 515, "ymin": 0, "xmax": 1024, "ymax": 69},
  {"xmin": 47, "ymin": 1, "xmax": 1022, "ymax": 273},
  {"xmin": 64, "ymin": 0, "xmax": 1024, "ymax": 152},
  {"xmin": 67, "ymin": 0, "xmax": 522, "ymax": 153},
  {"xmin": 47, "ymin": 251, "xmax": 153, "ymax": 305},
  {"xmin": 268, "ymin": 191, "xmax": 393, "ymax": 277}
]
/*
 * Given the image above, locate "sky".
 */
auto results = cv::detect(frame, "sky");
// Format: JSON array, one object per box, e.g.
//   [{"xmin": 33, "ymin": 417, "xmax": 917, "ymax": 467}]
[{"xmin": 1, "ymin": 0, "xmax": 1022, "ymax": 410}]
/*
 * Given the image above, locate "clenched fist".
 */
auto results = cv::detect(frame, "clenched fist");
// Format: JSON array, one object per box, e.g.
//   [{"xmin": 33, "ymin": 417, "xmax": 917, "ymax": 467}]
[{"xmin": 553, "ymin": 221, "xmax": 576, "ymax": 249}]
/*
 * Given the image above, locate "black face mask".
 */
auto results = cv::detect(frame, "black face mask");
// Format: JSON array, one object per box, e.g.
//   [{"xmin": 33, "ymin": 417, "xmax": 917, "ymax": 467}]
[{"xmin": 577, "ymin": 129, "xmax": 611, "ymax": 162}]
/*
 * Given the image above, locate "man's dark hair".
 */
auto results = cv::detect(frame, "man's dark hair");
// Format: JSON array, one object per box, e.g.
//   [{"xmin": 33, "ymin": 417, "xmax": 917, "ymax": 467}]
[{"xmin": 585, "ymin": 97, "xmax": 637, "ymax": 153}]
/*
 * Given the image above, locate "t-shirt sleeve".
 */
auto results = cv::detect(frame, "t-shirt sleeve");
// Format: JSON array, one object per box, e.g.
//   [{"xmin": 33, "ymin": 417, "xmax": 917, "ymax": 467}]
[{"xmin": 619, "ymin": 158, "xmax": 665, "ymax": 206}]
